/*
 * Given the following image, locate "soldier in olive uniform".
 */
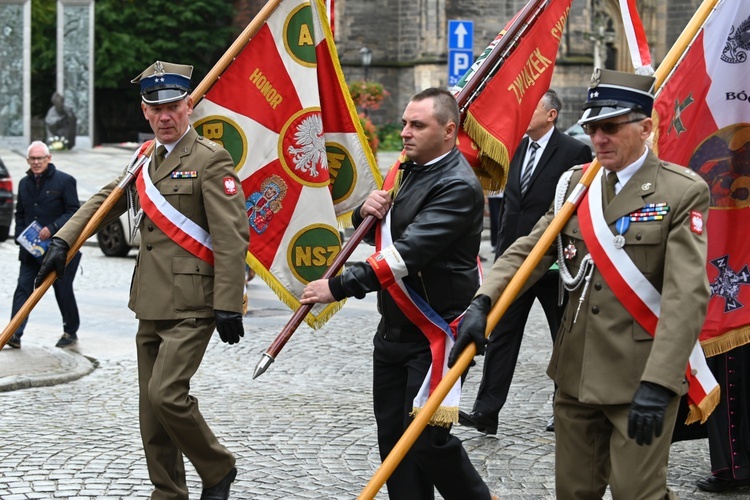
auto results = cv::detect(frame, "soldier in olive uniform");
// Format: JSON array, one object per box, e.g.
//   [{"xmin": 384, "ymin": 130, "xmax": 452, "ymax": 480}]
[
  {"xmin": 450, "ymin": 69, "xmax": 711, "ymax": 499},
  {"xmin": 36, "ymin": 61, "xmax": 249, "ymax": 500}
]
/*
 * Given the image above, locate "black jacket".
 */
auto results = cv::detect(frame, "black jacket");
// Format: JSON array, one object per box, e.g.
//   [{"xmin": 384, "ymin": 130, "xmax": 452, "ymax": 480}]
[
  {"xmin": 497, "ymin": 128, "xmax": 592, "ymax": 256},
  {"xmin": 15, "ymin": 163, "xmax": 79, "ymax": 263},
  {"xmin": 330, "ymin": 148, "xmax": 484, "ymax": 341}
]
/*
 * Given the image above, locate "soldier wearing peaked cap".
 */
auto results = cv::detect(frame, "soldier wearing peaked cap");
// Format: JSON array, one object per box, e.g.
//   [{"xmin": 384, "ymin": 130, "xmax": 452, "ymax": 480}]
[
  {"xmin": 36, "ymin": 60, "xmax": 249, "ymax": 500},
  {"xmin": 450, "ymin": 68, "xmax": 711, "ymax": 499}
]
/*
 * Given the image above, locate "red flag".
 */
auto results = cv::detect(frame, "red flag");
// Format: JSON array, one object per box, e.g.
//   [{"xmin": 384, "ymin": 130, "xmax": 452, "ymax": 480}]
[
  {"xmin": 453, "ymin": 0, "xmax": 572, "ymax": 191},
  {"xmin": 325, "ymin": 0, "xmax": 334, "ymax": 35},
  {"xmin": 654, "ymin": 0, "xmax": 750, "ymax": 356},
  {"xmin": 618, "ymin": 0, "xmax": 653, "ymax": 73},
  {"xmin": 191, "ymin": 0, "xmax": 382, "ymax": 328}
]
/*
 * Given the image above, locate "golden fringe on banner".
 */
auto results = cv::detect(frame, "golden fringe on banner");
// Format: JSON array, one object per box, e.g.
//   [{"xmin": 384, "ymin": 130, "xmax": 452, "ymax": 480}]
[
  {"xmin": 246, "ymin": 254, "xmax": 344, "ymax": 330},
  {"xmin": 685, "ymin": 384, "xmax": 720, "ymax": 425},
  {"xmin": 336, "ymin": 212, "xmax": 354, "ymax": 229},
  {"xmin": 411, "ymin": 405, "xmax": 459, "ymax": 428},
  {"xmin": 463, "ymin": 111, "xmax": 510, "ymax": 193},
  {"xmin": 701, "ymin": 326, "xmax": 750, "ymax": 358}
]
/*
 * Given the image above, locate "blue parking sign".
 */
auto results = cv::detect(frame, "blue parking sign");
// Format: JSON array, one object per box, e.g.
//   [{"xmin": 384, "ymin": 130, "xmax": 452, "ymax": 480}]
[{"xmin": 448, "ymin": 49, "xmax": 474, "ymax": 86}]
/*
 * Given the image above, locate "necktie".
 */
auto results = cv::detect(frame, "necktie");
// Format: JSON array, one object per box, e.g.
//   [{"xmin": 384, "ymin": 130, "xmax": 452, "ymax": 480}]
[
  {"xmin": 605, "ymin": 171, "xmax": 619, "ymax": 205},
  {"xmin": 153, "ymin": 145, "xmax": 167, "ymax": 170},
  {"xmin": 520, "ymin": 141, "xmax": 539, "ymax": 196}
]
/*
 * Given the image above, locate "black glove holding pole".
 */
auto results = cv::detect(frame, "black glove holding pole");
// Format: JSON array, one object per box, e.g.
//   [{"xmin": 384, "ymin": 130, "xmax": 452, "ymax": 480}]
[
  {"xmin": 34, "ymin": 237, "xmax": 69, "ymax": 288},
  {"xmin": 448, "ymin": 294, "xmax": 491, "ymax": 367},
  {"xmin": 627, "ymin": 381, "xmax": 675, "ymax": 445},
  {"xmin": 214, "ymin": 310, "xmax": 244, "ymax": 344}
]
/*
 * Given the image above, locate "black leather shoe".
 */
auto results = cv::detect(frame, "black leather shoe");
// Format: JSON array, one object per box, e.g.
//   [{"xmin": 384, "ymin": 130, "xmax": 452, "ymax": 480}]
[
  {"xmin": 458, "ymin": 410, "xmax": 498, "ymax": 435},
  {"xmin": 545, "ymin": 415, "xmax": 555, "ymax": 432},
  {"xmin": 7, "ymin": 334, "xmax": 21, "ymax": 349},
  {"xmin": 55, "ymin": 333, "xmax": 77, "ymax": 348},
  {"xmin": 201, "ymin": 467, "xmax": 237, "ymax": 500},
  {"xmin": 696, "ymin": 475, "xmax": 750, "ymax": 492}
]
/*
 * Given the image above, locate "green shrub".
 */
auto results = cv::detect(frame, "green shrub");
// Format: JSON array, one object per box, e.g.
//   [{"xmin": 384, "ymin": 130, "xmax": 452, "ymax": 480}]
[{"xmin": 378, "ymin": 122, "xmax": 403, "ymax": 151}]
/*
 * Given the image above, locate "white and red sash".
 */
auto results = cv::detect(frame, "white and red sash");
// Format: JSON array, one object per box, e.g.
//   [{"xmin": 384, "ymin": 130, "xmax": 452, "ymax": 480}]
[
  {"xmin": 134, "ymin": 152, "xmax": 215, "ymax": 266},
  {"xmin": 578, "ymin": 166, "xmax": 717, "ymax": 423},
  {"xmin": 365, "ymin": 163, "xmax": 466, "ymax": 426}
]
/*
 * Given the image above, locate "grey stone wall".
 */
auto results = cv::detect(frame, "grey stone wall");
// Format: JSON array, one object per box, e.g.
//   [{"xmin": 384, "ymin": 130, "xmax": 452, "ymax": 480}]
[{"xmin": 667, "ymin": 0, "xmax": 702, "ymax": 48}]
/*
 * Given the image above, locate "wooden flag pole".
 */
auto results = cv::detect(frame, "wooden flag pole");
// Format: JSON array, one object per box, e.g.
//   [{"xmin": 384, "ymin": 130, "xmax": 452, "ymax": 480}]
[
  {"xmin": 358, "ymin": 0, "xmax": 720, "ymax": 496},
  {"xmin": 358, "ymin": 156, "xmax": 602, "ymax": 499},
  {"xmin": 0, "ymin": 0, "xmax": 285, "ymax": 349}
]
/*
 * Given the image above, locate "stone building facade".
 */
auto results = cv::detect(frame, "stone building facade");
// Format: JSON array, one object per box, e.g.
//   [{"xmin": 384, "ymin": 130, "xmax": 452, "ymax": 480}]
[{"xmin": 235, "ymin": 0, "xmax": 701, "ymax": 129}]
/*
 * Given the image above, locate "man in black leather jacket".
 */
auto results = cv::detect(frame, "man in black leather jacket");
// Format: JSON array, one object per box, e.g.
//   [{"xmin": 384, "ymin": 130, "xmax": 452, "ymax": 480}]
[{"xmin": 301, "ymin": 88, "xmax": 494, "ymax": 500}]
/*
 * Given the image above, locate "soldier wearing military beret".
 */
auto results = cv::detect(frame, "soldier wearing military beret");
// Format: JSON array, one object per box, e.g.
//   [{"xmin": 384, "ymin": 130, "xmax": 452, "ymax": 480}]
[
  {"xmin": 451, "ymin": 68, "xmax": 711, "ymax": 499},
  {"xmin": 37, "ymin": 61, "xmax": 249, "ymax": 500}
]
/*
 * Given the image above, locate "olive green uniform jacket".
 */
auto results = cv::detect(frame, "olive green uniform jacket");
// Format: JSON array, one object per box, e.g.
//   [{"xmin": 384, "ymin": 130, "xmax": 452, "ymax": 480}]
[
  {"xmin": 477, "ymin": 150, "xmax": 710, "ymax": 404},
  {"xmin": 56, "ymin": 128, "xmax": 249, "ymax": 319}
]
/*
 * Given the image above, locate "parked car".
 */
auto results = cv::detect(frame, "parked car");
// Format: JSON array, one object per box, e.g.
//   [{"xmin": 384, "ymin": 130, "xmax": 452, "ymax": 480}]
[
  {"xmin": 564, "ymin": 123, "xmax": 594, "ymax": 150},
  {"xmin": 0, "ymin": 157, "xmax": 14, "ymax": 242},
  {"xmin": 97, "ymin": 212, "xmax": 140, "ymax": 257}
]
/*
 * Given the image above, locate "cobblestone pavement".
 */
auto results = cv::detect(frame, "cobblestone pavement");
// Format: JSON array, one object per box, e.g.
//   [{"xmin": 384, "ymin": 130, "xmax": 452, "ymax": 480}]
[{"xmin": 0, "ymin": 146, "xmax": 744, "ymax": 498}]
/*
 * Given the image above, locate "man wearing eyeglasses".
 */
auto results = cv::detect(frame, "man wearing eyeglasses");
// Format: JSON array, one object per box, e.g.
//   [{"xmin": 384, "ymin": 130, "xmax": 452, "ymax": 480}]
[
  {"xmin": 7, "ymin": 141, "xmax": 80, "ymax": 349},
  {"xmin": 450, "ymin": 68, "xmax": 710, "ymax": 499}
]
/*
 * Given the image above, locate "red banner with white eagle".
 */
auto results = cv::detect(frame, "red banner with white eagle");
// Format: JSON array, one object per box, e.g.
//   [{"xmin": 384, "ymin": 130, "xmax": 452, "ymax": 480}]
[
  {"xmin": 191, "ymin": 0, "xmax": 382, "ymax": 328},
  {"xmin": 653, "ymin": 0, "xmax": 750, "ymax": 356}
]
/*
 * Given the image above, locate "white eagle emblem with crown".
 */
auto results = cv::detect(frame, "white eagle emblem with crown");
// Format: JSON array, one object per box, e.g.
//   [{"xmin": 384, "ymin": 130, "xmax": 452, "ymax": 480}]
[{"xmin": 287, "ymin": 114, "xmax": 326, "ymax": 177}]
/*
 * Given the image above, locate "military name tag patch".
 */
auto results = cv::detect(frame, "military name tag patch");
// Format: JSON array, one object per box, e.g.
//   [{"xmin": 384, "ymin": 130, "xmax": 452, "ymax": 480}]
[
  {"xmin": 690, "ymin": 210, "xmax": 704, "ymax": 234},
  {"xmin": 223, "ymin": 177, "xmax": 238, "ymax": 195}
]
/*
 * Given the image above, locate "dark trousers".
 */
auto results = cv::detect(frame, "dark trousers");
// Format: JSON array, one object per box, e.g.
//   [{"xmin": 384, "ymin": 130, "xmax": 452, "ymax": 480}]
[
  {"xmin": 136, "ymin": 318, "xmax": 235, "ymax": 500},
  {"xmin": 488, "ymin": 196, "xmax": 504, "ymax": 250},
  {"xmin": 705, "ymin": 343, "xmax": 750, "ymax": 480},
  {"xmin": 472, "ymin": 270, "xmax": 563, "ymax": 417},
  {"xmin": 11, "ymin": 251, "xmax": 81, "ymax": 338},
  {"xmin": 372, "ymin": 333, "xmax": 491, "ymax": 500}
]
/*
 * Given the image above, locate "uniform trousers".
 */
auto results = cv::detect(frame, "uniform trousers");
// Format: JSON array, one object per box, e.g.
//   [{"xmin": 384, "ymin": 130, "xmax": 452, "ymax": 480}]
[
  {"xmin": 473, "ymin": 270, "xmax": 563, "ymax": 417},
  {"xmin": 136, "ymin": 317, "xmax": 235, "ymax": 500},
  {"xmin": 11, "ymin": 251, "xmax": 81, "ymax": 337},
  {"xmin": 554, "ymin": 389, "xmax": 679, "ymax": 500},
  {"xmin": 372, "ymin": 333, "xmax": 491, "ymax": 500}
]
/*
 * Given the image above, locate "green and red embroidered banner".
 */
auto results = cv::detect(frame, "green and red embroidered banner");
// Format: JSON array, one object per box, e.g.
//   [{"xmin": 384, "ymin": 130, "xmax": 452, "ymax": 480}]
[
  {"xmin": 191, "ymin": 0, "xmax": 382, "ymax": 327},
  {"xmin": 452, "ymin": 0, "xmax": 572, "ymax": 192}
]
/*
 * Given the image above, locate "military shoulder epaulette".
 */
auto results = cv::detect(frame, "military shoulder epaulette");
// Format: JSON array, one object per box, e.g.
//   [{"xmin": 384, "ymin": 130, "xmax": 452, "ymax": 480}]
[
  {"xmin": 660, "ymin": 161, "xmax": 701, "ymax": 182},
  {"xmin": 196, "ymin": 136, "xmax": 221, "ymax": 151}
]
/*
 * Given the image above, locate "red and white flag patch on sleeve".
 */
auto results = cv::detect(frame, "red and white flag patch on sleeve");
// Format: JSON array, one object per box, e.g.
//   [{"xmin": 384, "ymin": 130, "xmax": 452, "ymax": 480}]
[
  {"xmin": 223, "ymin": 177, "xmax": 238, "ymax": 195},
  {"xmin": 690, "ymin": 210, "xmax": 703, "ymax": 235}
]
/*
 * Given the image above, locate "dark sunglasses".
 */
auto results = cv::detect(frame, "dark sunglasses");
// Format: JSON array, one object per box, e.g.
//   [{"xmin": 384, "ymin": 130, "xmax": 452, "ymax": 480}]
[{"xmin": 581, "ymin": 117, "xmax": 646, "ymax": 136}]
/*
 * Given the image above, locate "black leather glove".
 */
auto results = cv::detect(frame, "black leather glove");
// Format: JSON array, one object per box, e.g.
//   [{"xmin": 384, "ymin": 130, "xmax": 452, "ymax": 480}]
[
  {"xmin": 627, "ymin": 381, "xmax": 675, "ymax": 446},
  {"xmin": 214, "ymin": 310, "xmax": 244, "ymax": 345},
  {"xmin": 34, "ymin": 237, "xmax": 69, "ymax": 288},
  {"xmin": 448, "ymin": 294, "xmax": 491, "ymax": 367}
]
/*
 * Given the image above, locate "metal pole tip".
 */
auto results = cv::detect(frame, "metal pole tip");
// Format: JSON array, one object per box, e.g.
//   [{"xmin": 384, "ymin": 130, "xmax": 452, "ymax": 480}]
[{"xmin": 253, "ymin": 353, "xmax": 275, "ymax": 379}]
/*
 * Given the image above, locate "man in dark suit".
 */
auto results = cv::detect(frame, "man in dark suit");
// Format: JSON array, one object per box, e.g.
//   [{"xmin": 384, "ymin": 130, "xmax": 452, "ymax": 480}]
[{"xmin": 460, "ymin": 90, "xmax": 592, "ymax": 435}]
